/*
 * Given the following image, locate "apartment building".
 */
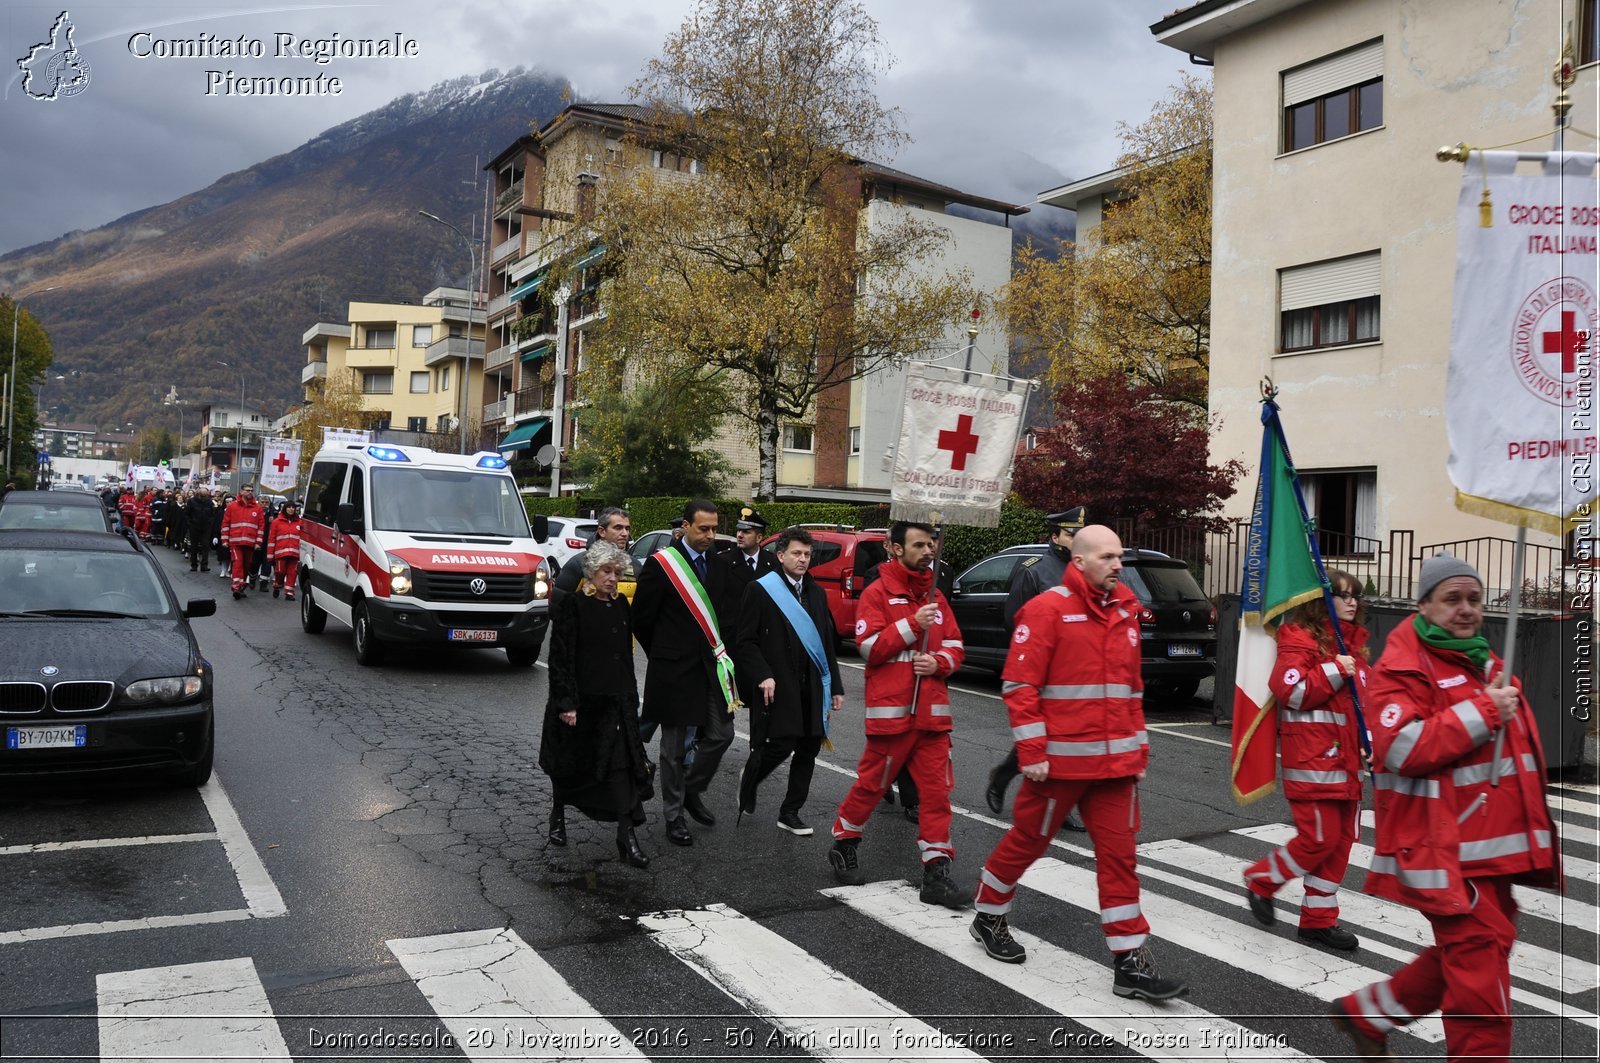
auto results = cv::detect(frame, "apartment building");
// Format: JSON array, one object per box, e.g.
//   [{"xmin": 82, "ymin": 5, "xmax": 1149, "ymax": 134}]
[{"xmin": 481, "ymin": 103, "xmax": 1024, "ymax": 500}]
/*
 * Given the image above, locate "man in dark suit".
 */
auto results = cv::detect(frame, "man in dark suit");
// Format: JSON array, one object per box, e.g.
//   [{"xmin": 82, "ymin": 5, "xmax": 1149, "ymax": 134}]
[
  {"xmin": 719, "ymin": 506, "xmax": 779, "ymax": 595},
  {"xmin": 633, "ymin": 499, "xmax": 737, "ymax": 846},
  {"xmin": 732, "ymin": 526, "xmax": 844, "ymax": 835}
]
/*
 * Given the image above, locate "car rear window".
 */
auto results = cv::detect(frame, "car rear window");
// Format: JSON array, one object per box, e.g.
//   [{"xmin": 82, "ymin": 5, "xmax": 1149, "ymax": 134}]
[
  {"xmin": 853, "ymin": 541, "xmax": 887, "ymax": 574},
  {"xmin": 0, "ymin": 550, "xmax": 172, "ymax": 616},
  {"xmin": 0, "ymin": 503, "xmax": 107, "ymax": 532},
  {"xmin": 810, "ymin": 542, "xmax": 843, "ymax": 568},
  {"xmin": 1122, "ymin": 563, "xmax": 1207, "ymax": 604}
]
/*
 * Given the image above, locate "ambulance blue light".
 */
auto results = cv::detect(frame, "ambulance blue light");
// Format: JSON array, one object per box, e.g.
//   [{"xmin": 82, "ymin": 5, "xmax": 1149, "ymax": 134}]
[
  {"xmin": 366, "ymin": 446, "xmax": 411, "ymax": 462},
  {"xmin": 476, "ymin": 455, "xmax": 509, "ymax": 469}
]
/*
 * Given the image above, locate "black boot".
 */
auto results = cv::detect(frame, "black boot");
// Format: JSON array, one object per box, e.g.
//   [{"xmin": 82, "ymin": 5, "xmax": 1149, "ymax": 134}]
[
  {"xmin": 985, "ymin": 758, "xmax": 1018, "ymax": 815},
  {"xmin": 616, "ymin": 825, "xmax": 650, "ymax": 868},
  {"xmin": 547, "ymin": 805, "xmax": 567, "ymax": 847},
  {"xmin": 1112, "ymin": 945, "xmax": 1188, "ymax": 1001}
]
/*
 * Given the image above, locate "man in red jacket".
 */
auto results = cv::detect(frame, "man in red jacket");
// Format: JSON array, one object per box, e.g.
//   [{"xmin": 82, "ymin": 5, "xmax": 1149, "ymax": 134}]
[
  {"xmin": 1330, "ymin": 553, "xmax": 1560, "ymax": 1062},
  {"xmin": 221, "ymin": 484, "xmax": 266, "ymax": 599},
  {"xmin": 828, "ymin": 520, "xmax": 969, "ymax": 908},
  {"xmin": 969, "ymin": 525, "xmax": 1188, "ymax": 1002}
]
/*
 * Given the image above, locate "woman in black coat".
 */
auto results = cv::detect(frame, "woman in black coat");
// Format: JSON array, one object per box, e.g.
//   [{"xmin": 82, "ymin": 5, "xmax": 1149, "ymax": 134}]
[{"xmin": 538, "ymin": 540, "xmax": 654, "ymax": 867}]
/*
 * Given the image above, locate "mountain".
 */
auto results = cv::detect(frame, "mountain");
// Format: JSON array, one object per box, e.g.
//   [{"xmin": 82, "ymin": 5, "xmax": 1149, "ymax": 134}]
[{"xmin": 0, "ymin": 69, "xmax": 571, "ymax": 434}]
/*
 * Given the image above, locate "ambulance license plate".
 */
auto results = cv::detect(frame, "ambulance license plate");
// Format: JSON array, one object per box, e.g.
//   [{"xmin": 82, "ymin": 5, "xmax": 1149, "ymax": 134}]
[
  {"xmin": 7, "ymin": 725, "xmax": 87, "ymax": 750},
  {"xmin": 448, "ymin": 629, "xmax": 499, "ymax": 643}
]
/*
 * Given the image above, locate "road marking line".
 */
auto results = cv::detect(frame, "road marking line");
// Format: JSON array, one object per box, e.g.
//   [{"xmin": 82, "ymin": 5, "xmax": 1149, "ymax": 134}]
[
  {"xmin": 826, "ymin": 881, "xmax": 1328, "ymax": 1060},
  {"xmin": 98, "ymin": 956, "xmax": 290, "ymax": 1062},
  {"xmin": 389, "ymin": 927, "xmax": 645, "ymax": 1061},
  {"xmin": 200, "ymin": 775, "xmax": 287, "ymax": 918},
  {"xmin": 0, "ymin": 908, "xmax": 255, "ymax": 946},
  {"xmin": 1547, "ymin": 793, "xmax": 1599, "ymax": 819},
  {"xmin": 638, "ymin": 903, "xmax": 984, "ymax": 1061},
  {"xmin": 1014, "ymin": 854, "xmax": 1447, "ymax": 1044},
  {"xmin": 0, "ymin": 832, "xmax": 217, "ymax": 856}
]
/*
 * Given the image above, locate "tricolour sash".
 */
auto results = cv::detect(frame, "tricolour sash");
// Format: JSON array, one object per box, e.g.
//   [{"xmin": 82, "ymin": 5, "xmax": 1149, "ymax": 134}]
[
  {"xmin": 756, "ymin": 571, "xmax": 833, "ymax": 746},
  {"xmin": 654, "ymin": 547, "xmax": 739, "ymax": 712}
]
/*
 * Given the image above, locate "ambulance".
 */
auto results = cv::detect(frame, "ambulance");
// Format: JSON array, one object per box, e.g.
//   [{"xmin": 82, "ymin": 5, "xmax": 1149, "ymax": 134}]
[{"xmin": 296, "ymin": 443, "xmax": 553, "ymax": 667}]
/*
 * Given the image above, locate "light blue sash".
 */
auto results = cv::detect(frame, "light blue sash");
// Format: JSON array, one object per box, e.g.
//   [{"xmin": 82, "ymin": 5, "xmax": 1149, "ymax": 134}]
[{"xmin": 756, "ymin": 571, "xmax": 832, "ymax": 738}]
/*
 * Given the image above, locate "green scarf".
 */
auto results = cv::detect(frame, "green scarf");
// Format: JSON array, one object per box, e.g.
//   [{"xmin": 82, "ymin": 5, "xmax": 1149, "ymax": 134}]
[{"xmin": 1412, "ymin": 614, "xmax": 1492, "ymax": 672}]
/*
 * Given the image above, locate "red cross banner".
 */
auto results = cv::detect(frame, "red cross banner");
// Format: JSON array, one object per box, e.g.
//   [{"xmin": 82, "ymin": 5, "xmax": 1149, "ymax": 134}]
[
  {"xmin": 259, "ymin": 436, "xmax": 302, "ymax": 494},
  {"xmin": 889, "ymin": 364, "xmax": 1028, "ymax": 527},
  {"xmin": 1447, "ymin": 151, "xmax": 1599, "ymax": 532}
]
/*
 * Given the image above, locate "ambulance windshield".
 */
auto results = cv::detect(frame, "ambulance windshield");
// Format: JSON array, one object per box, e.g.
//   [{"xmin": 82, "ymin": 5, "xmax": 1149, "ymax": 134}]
[{"xmin": 370, "ymin": 467, "xmax": 533, "ymax": 538}]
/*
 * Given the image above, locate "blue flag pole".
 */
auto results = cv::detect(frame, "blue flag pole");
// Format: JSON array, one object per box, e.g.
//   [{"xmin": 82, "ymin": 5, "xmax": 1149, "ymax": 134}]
[{"xmin": 1262, "ymin": 387, "xmax": 1374, "ymax": 776}]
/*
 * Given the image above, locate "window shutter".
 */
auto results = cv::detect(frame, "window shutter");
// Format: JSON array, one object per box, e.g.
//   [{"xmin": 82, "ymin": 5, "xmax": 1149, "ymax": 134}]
[
  {"xmin": 1280, "ymin": 252, "xmax": 1381, "ymax": 311},
  {"xmin": 1283, "ymin": 39, "xmax": 1383, "ymax": 106}
]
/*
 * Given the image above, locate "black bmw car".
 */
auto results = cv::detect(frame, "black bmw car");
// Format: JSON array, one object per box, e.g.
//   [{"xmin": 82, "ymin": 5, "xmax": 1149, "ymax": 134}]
[{"xmin": 0, "ymin": 530, "xmax": 217, "ymax": 785}]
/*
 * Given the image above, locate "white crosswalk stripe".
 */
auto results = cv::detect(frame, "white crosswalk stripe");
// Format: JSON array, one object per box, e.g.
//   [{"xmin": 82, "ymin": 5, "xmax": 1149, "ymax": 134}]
[
  {"xmin": 76, "ymin": 812, "xmax": 1598, "ymax": 1062},
  {"xmin": 98, "ymin": 957, "xmax": 290, "ymax": 1063}
]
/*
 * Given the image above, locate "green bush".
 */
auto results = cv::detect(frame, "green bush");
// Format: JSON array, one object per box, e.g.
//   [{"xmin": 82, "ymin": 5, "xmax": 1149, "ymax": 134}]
[
  {"xmin": 936, "ymin": 496, "xmax": 1046, "ymax": 574},
  {"xmin": 522, "ymin": 495, "xmax": 580, "ymax": 519}
]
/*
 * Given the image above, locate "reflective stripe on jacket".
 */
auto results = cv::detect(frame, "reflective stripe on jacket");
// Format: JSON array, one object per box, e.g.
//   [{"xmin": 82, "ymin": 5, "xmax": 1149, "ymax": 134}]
[
  {"xmin": 1268, "ymin": 621, "xmax": 1368, "ymax": 801},
  {"xmin": 1001, "ymin": 562, "xmax": 1147, "ymax": 780},
  {"xmin": 267, "ymin": 515, "xmax": 302, "ymax": 561},
  {"xmin": 1362, "ymin": 617, "xmax": 1561, "ymax": 916},
  {"xmin": 856, "ymin": 561, "xmax": 963, "ymax": 734}
]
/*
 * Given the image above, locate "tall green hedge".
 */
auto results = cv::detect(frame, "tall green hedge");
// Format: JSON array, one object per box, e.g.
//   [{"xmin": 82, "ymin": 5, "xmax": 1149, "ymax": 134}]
[
  {"xmin": 522, "ymin": 495, "xmax": 581, "ymax": 519},
  {"xmin": 622, "ymin": 497, "xmax": 864, "ymax": 535}
]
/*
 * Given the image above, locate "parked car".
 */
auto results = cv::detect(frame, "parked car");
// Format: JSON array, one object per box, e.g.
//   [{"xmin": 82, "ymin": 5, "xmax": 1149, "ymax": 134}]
[
  {"xmin": 544, "ymin": 515, "xmax": 600, "ymax": 572},
  {"xmin": 947, "ymin": 544, "xmax": 1217, "ymax": 704},
  {"xmin": 629, "ymin": 528, "xmax": 738, "ymax": 568},
  {"xmin": 47, "ymin": 481, "xmax": 92, "ymax": 493},
  {"xmin": 0, "ymin": 529, "xmax": 217, "ymax": 785},
  {"xmin": 0, "ymin": 489, "xmax": 117, "ymax": 533},
  {"xmin": 760, "ymin": 525, "xmax": 888, "ymax": 640}
]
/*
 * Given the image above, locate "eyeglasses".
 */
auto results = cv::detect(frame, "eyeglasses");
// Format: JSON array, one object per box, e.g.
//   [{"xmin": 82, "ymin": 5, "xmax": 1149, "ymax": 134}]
[{"xmin": 1333, "ymin": 591, "xmax": 1361, "ymax": 602}]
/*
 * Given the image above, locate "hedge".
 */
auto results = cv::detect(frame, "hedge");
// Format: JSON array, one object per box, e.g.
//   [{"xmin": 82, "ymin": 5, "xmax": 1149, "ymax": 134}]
[
  {"xmin": 936, "ymin": 496, "xmax": 1046, "ymax": 574},
  {"xmin": 622, "ymin": 497, "xmax": 868, "ymax": 535},
  {"xmin": 521, "ymin": 495, "xmax": 581, "ymax": 519}
]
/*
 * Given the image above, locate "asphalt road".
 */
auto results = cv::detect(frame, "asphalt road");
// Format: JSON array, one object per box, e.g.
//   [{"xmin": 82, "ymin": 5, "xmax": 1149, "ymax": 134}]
[{"xmin": 1, "ymin": 544, "xmax": 1596, "ymax": 1062}]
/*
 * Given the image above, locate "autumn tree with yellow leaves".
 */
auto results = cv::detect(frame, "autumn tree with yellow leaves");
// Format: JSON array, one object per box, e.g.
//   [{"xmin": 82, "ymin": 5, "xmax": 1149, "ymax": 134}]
[
  {"xmin": 1004, "ymin": 74, "xmax": 1213, "ymax": 408},
  {"xmin": 288, "ymin": 369, "xmax": 373, "ymax": 480},
  {"xmin": 570, "ymin": 0, "xmax": 980, "ymax": 500}
]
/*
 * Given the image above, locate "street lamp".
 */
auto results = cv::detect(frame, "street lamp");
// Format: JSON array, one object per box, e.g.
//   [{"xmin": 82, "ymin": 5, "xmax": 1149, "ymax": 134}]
[
  {"xmin": 216, "ymin": 360, "xmax": 245, "ymax": 492},
  {"xmin": 417, "ymin": 209, "xmax": 480, "ymax": 454},
  {"xmin": 6, "ymin": 285, "xmax": 58, "ymax": 480},
  {"xmin": 163, "ymin": 393, "xmax": 189, "ymax": 480}
]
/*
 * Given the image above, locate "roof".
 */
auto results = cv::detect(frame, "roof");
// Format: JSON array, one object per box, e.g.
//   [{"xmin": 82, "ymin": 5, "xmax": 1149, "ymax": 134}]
[
  {"xmin": 0, "ymin": 491, "xmax": 110, "ymax": 509},
  {"xmin": 0, "ymin": 528, "xmax": 137, "ymax": 551},
  {"xmin": 535, "ymin": 103, "xmax": 656, "ymax": 144},
  {"xmin": 1150, "ymin": 0, "xmax": 1314, "ymax": 61},
  {"xmin": 1036, "ymin": 163, "xmax": 1132, "ymax": 211},
  {"xmin": 856, "ymin": 161, "xmax": 1029, "ymax": 217}
]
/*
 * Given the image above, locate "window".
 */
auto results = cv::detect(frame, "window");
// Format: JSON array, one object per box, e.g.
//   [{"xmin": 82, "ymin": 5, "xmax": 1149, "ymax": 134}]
[
  {"xmin": 1282, "ymin": 40, "xmax": 1383, "ymax": 152},
  {"xmin": 412, "ymin": 325, "xmax": 433, "ymax": 347},
  {"xmin": 363, "ymin": 371, "xmax": 393, "ymax": 395},
  {"xmin": 407, "ymin": 416, "xmax": 427, "ymax": 433},
  {"xmin": 409, "ymin": 371, "xmax": 429, "ymax": 394},
  {"xmin": 214, "ymin": 411, "xmax": 229, "ymax": 428},
  {"xmin": 440, "ymin": 366, "xmax": 451, "ymax": 391},
  {"xmin": 449, "ymin": 324, "xmax": 463, "ymax": 338},
  {"xmin": 1280, "ymin": 252, "xmax": 1381, "ymax": 352},
  {"xmin": 1301, "ymin": 469, "xmax": 1377, "ymax": 557},
  {"xmin": 304, "ymin": 460, "xmax": 347, "ymax": 523},
  {"xmin": 782, "ymin": 424, "xmax": 814, "ymax": 452},
  {"xmin": 437, "ymin": 415, "xmax": 453, "ymax": 432},
  {"xmin": 364, "ymin": 326, "xmax": 396, "ymax": 348},
  {"xmin": 958, "ymin": 554, "xmax": 1026, "ymax": 596},
  {"xmin": 849, "ymin": 427, "xmax": 861, "ymax": 455}
]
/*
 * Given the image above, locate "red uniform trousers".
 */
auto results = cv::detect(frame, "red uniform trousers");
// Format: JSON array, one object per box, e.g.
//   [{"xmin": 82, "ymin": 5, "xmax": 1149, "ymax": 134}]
[
  {"xmin": 1242, "ymin": 798, "xmax": 1357, "ymax": 929},
  {"xmin": 975, "ymin": 776, "xmax": 1148, "ymax": 952},
  {"xmin": 273, "ymin": 558, "xmax": 298, "ymax": 593},
  {"xmin": 831, "ymin": 729, "xmax": 954, "ymax": 864},
  {"xmin": 228, "ymin": 544, "xmax": 256, "ymax": 592},
  {"xmin": 1340, "ymin": 876, "xmax": 1517, "ymax": 1062}
]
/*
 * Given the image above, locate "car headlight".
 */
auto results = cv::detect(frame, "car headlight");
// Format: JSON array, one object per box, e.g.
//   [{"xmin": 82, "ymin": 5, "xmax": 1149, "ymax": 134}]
[
  {"xmin": 125, "ymin": 676, "xmax": 205, "ymax": 704},
  {"xmin": 389, "ymin": 560, "xmax": 413, "ymax": 596},
  {"xmin": 533, "ymin": 559, "xmax": 551, "ymax": 600}
]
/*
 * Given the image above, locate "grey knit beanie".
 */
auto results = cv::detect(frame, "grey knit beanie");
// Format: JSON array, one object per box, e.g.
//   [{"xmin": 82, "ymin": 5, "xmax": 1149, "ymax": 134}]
[{"xmin": 1417, "ymin": 552, "xmax": 1482, "ymax": 601}]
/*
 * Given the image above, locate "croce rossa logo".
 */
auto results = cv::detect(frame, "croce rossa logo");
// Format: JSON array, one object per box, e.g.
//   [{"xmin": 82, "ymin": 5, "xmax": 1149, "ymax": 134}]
[{"xmin": 17, "ymin": 11, "xmax": 91, "ymax": 101}]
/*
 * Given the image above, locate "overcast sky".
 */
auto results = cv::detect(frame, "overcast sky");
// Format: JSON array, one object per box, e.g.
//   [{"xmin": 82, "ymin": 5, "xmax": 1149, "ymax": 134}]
[{"xmin": 0, "ymin": 0, "xmax": 1201, "ymax": 255}]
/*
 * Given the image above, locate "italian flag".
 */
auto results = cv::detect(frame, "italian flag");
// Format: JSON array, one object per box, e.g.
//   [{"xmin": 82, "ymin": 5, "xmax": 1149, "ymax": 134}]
[{"xmin": 1230, "ymin": 399, "xmax": 1324, "ymax": 805}]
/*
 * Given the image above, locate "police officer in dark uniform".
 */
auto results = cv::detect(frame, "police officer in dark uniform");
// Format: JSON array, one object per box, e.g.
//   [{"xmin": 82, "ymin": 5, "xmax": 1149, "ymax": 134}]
[
  {"xmin": 719, "ymin": 507, "xmax": 780, "ymax": 602},
  {"xmin": 985, "ymin": 506, "xmax": 1089, "ymax": 830}
]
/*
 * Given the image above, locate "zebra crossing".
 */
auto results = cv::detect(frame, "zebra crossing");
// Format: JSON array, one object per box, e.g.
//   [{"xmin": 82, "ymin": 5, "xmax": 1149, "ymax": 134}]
[{"xmin": 82, "ymin": 781, "xmax": 1599, "ymax": 1062}]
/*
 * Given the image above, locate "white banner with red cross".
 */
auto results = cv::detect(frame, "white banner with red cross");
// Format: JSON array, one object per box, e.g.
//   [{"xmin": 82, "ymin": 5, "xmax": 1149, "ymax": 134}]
[
  {"xmin": 259, "ymin": 436, "xmax": 302, "ymax": 493},
  {"xmin": 888, "ymin": 363, "xmax": 1029, "ymax": 528},
  {"xmin": 1447, "ymin": 151, "xmax": 1599, "ymax": 533}
]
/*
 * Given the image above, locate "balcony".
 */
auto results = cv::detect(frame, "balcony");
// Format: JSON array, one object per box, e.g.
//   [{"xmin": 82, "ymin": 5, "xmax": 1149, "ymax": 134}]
[
  {"xmin": 345, "ymin": 346, "xmax": 396, "ymax": 368},
  {"xmin": 492, "ymin": 234, "xmax": 522, "ymax": 264},
  {"xmin": 301, "ymin": 361, "xmax": 327, "ymax": 385},
  {"xmin": 483, "ymin": 396, "xmax": 510, "ymax": 423},
  {"xmin": 513, "ymin": 383, "xmax": 554, "ymax": 417},
  {"xmin": 423, "ymin": 335, "xmax": 484, "ymax": 367},
  {"xmin": 485, "ymin": 343, "xmax": 514, "ymax": 372},
  {"xmin": 494, "ymin": 179, "xmax": 524, "ymax": 216}
]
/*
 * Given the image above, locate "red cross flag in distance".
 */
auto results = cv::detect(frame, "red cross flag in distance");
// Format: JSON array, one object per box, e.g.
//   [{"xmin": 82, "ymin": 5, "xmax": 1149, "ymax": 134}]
[
  {"xmin": 1446, "ymin": 150, "xmax": 1598, "ymax": 532},
  {"xmin": 889, "ymin": 363, "xmax": 1028, "ymax": 528},
  {"xmin": 259, "ymin": 436, "xmax": 303, "ymax": 494}
]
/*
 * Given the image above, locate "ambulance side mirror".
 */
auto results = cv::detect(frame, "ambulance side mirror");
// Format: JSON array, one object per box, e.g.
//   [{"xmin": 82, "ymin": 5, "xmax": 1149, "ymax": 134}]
[
  {"xmin": 334, "ymin": 502, "xmax": 362, "ymax": 537},
  {"xmin": 529, "ymin": 514, "xmax": 549, "ymax": 543}
]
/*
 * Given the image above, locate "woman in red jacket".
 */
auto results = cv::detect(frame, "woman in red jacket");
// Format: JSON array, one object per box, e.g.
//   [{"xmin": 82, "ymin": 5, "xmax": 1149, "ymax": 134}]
[{"xmin": 1243, "ymin": 568, "xmax": 1367, "ymax": 951}]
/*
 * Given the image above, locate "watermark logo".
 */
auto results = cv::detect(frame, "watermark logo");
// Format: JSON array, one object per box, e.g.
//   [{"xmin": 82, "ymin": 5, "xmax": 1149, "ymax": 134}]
[{"xmin": 17, "ymin": 11, "xmax": 91, "ymax": 101}]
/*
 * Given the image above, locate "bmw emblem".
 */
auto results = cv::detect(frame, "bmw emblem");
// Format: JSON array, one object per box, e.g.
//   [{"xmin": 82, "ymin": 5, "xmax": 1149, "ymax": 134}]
[
  {"xmin": 41, "ymin": 666, "xmax": 59, "ymax": 677},
  {"xmin": 469, "ymin": 578, "xmax": 488, "ymax": 596}
]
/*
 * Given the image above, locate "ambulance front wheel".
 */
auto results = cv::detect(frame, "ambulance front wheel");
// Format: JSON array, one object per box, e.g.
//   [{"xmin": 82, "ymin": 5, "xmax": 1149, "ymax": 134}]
[
  {"xmin": 353, "ymin": 599, "xmax": 386, "ymax": 666},
  {"xmin": 299, "ymin": 570, "xmax": 326, "ymax": 634}
]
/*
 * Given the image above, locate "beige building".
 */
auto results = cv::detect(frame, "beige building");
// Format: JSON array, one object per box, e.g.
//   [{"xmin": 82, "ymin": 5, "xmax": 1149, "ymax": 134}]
[
  {"xmin": 1150, "ymin": 0, "xmax": 1596, "ymax": 591},
  {"xmin": 302, "ymin": 287, "xmax": 486, "ymax": 440},
  {"xmin": 482, "ymin": 104, "xmax": 1024, "ymax": 500}
]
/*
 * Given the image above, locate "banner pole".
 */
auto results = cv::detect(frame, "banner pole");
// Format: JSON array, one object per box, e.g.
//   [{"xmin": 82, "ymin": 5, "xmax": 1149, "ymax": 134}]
[
  {"xmin": 908, "ymin": 510, "xmax": 946, "ymax": 712},
  {"xmin": 1490, "ymin": 524, "xmax": 1526, "ymax": 787}
]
